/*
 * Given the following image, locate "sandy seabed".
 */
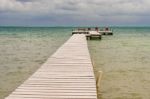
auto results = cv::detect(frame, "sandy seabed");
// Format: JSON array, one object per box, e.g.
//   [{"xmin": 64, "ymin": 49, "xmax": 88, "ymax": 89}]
[
  {"xmin": 0, "ymin": 27, "xmax": 70, "ymax": 98},
  {"xmin": 1, "ymin": 27, "xmax": 150, "ymax": 99},
  {"xmin": 88, "ymin": 31, "xmax": 150, "ymax": 99}
]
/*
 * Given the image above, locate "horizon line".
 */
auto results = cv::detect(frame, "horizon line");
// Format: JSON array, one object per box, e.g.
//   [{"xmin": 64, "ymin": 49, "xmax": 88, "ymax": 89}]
[{"xmin": 1, "ymin": 25, "xmax": 150, "ymax": 28}]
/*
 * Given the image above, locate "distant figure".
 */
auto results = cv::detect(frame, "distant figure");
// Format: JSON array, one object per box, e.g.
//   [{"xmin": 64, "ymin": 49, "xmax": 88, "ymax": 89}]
[
  {"xmin": 88, "ymin": 28, "xmax": 91, "ymax": 31},
  {"xmin": 105, "ymin": 27, "xmax": 109, "ymax": 31},
  {"xmin": 95, "ymin": 27, "xmax": 98, "ymax": 31}
]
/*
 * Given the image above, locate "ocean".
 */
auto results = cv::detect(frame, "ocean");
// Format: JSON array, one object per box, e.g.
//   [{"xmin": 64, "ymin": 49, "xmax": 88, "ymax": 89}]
[
  {"xmin": 0, "ymin": 27, "xmax": 71, "ymax": 98},
  {"xmin": 0, "ymin": 27, "xmax": 150, "ymax": 99},
  {"xmin": 88, "ymin": 27, "xmax": 150, "ymax": 99}
]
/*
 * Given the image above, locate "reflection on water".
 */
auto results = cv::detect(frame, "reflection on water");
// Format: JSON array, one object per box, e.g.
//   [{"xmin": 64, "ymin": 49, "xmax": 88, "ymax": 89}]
[
  {"xmin": 0, "ymin": 27, "xmax": 71, "ymax": 98},
  {"xmin": 88, "ymin": 27, "xmax": 150, "ymax": 99}
]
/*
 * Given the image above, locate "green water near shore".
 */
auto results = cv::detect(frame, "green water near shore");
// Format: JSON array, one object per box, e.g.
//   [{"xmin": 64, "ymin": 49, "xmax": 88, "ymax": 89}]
[
  {"xmin": 0, "ymin": 27, "xmax": 71, "ymax": 98},
  {"xmin": 0, "ymin": 27, "xmax": 150, "ymax": 99},
  {"xmin": 88, "ymin": 27, "xmax": 150, "ymax": 99}
]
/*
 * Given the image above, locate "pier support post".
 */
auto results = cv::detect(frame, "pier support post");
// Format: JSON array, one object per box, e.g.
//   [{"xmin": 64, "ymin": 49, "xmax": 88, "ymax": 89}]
[
  {"xmin": 96, "ymin": 71, "xmax": 103, "ymax": 90},
  {"xmin": 99, "ymin": 36, "xmax": 101, "ymax": 40}
]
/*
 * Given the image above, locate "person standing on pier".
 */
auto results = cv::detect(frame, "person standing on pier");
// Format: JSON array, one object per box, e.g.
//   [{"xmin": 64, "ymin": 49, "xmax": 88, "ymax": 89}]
[{"xmin": 95, "ymin": 27, "xmax": 99, "ymax": 31}]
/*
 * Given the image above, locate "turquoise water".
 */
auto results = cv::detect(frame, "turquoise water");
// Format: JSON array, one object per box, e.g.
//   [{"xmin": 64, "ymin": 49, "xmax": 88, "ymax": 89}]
[
  {"xmin": 0, "ymin": 27, "xmax": 150, "ymax": 99},
  {"xmin": 88, "ymin": 27, "xmax": 150, "ymax": 99}
]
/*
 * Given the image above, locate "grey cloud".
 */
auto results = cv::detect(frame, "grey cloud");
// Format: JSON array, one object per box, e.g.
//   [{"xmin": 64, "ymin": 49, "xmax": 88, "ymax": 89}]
[
  {"xmin": 16, "ymin": 0, "xmax": 33, "ymax": 2},
  {"xmin": 0, "ymin": 0, "xmax": 150, "ymax": 26},
  {"xmin": 1, "ymin": 0, "xmax": 150, "ymax": 15}
]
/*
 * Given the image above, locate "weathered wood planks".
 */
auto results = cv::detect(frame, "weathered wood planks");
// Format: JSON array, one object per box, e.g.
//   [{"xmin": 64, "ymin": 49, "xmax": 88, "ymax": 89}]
[
  {"xmin": 6, "ymin": 34, "xmax": 97, "ymax": 99},
  {"xmin": 86, "ymin": 31, "xmax": 102, "ymax": 40}
]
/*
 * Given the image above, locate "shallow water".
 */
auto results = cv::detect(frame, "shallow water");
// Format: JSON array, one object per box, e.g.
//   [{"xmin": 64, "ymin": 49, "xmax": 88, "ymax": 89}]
[
  {"xmin": 0, "ymin": 27, "xmax": 150, "ymax": 99},
  {"xmin": 0, "ymin": 27, "xmax": 71, "ymax": 98},
  {"xmin": 88, "ymin": 27, "xmax": 150, "ymax": 99}
]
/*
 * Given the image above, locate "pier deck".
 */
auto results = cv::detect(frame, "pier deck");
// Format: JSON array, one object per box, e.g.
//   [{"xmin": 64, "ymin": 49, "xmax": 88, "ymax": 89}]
[
  {"xmin": 99, "ymin": 31, "xmax": 113, "ymax": 35},
  {"xmin": 86, "ymin": 31, "xmax": 102, "ymax": 40},
  {"xmin": 72, "ymin": 28, "xmax": 113, "ymax": 36},
  {"xmin": 72, "ymin": 30, "xmax": 89, "ymax": 34},
  {"xmin": 6, "ymin": 34, "xmax": 97, "ymax": 99}
]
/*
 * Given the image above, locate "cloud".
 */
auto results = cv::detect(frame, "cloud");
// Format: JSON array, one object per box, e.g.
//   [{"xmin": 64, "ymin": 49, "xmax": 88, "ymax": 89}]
[
  {"xmin": 0, "ymin": 0, "xmax": 150, "ymax": 26},
  {"xmin": 0, "ymin": 0, "xmax": 32, "ymax": 12}
]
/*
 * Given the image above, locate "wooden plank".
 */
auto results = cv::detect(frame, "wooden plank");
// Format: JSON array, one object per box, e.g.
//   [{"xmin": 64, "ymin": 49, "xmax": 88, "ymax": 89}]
[{"xmin": 7, "ymin": 95, "xmax": 96, "ymax": 99}]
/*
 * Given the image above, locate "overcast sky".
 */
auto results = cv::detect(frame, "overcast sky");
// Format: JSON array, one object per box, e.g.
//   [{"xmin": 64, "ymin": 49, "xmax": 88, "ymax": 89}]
[{"xmin": 0, "ymin": 0, "xmax": 150, "ymax": 26}]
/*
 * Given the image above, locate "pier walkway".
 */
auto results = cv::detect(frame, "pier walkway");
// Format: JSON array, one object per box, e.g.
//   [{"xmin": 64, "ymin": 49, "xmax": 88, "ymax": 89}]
[
  {"xmin": 89, "ymin": 31, "xmax": 100, "ymax": 35},
  {"xmin": 6, "ymin": 34, "xmax": 97, "ymax": 99},
  {"xmin": 86, "ymin": 31, "xmax": 102, "ymax": 40}
]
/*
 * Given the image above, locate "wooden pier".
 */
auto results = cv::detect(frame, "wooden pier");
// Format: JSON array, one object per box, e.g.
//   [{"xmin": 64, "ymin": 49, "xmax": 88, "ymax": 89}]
[
  {"xmin": 72, "ymin": 28, "xmax": 89, "ymax": 35},
  {"xmin": 72, "ymin": 30, "xmax": 89, "ymax": 35},
  {"xmin": 6, "ymin": 34, "xmax": 97, "ymax": 99},
  {"xmin": 72, "ymin": 27, "xmax": 113, "ymax": 39},
  {"xmin": 86, "ymin": 31, "xmax": 102, "ymax": 40},
  {"xmin": 99, "ymin": 31, "xmax": 113, "ymax": 35}
]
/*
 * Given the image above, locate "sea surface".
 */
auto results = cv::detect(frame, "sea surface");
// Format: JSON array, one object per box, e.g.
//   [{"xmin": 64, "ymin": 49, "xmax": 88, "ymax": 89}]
[
  {"xmin": 0, "ymin": 27, "xmax": 150, "ymax": 99},
  {"xmin": 0, "ymin": 27, "xmax": 71, "ymax": 98},
  {"xmin": 88, "ymin": 27, "xmax": 150, "ymax": 99}
]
